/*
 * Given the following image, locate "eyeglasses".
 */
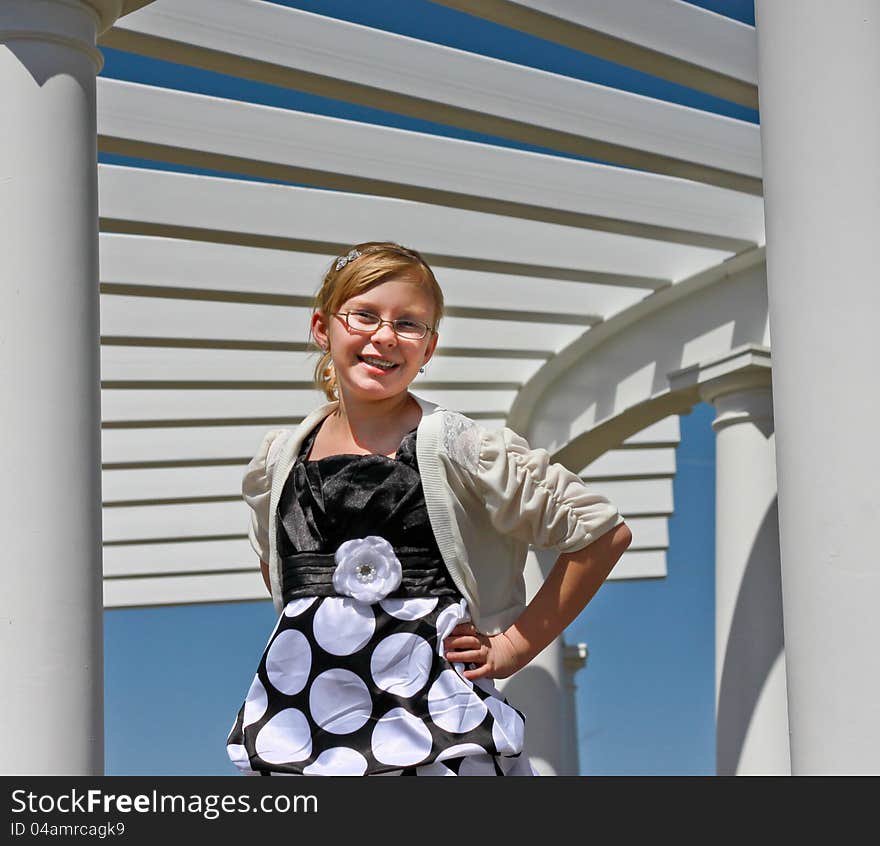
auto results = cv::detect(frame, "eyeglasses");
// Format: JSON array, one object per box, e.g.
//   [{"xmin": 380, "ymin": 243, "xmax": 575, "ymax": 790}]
[{"xmin": 333, "ymin": 310, "xmax": 435, "ymax": 340}]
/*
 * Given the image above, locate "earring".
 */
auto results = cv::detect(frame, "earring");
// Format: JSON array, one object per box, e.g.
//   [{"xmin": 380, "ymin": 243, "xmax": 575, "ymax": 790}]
[{"xmin": 419, "ymin": 366, "xmax": 425, "ymax": 374}]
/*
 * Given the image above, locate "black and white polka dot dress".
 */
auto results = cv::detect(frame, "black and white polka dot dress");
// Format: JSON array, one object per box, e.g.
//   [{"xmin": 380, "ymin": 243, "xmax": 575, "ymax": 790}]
[{"xmin": 226, "ymin": 423, "xmax": 536, "ymax": 776}]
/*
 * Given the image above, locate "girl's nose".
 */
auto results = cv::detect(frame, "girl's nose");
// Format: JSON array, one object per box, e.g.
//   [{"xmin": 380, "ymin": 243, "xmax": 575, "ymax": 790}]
[{"xmin": 371, "ymin": 321, "xmax": 398, "ymax": 344}]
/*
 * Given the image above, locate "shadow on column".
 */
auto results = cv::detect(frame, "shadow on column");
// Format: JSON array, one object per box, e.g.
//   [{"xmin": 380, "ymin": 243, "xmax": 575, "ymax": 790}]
[
  {"xmin": 716, "ymin": 496, "xmax": 785, "ymax": 774},
  {"xmin": 502, "ymin": 663, "xmax": 565, "ymax": 774},
  {"xmin": 7, "ymin": 42, "xmax": 95, "ymax": 88}
]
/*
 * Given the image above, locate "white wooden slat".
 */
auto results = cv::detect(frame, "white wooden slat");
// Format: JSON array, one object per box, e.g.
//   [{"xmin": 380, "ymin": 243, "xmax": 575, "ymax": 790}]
[
  {"xmin": 581, "ymin": 447, "xmax": 676, "ymax": 479},
  {"xmin": 101, "ymin": 347, "xmax": 316, "ymax": 383},
  {"xmin": 586, "ymin": 478, "xmax": 674, "ymax": 516},
  {"xmin": 101, "ymin": 387, "xmax": 321, "ymax": 424},
  {"xmin": 620, "ymin": 516, "xmax": 668, "ymax": 550},
  {"xmin": 102, "ymin": 500, "xmax": 247, "ymax": 542},
  {"xmin": 99, "ymin": 233, "xmax": 328, "ymax": 295},
  {"xmin": 99, "ymin": 233, "xmax": 651, "ymax": 317},
  {"xmin": 100, "ymin": 346, "xmax": 545, "ymax": 386},
  {"xmin": 443, "ymin": 0, "xmax": 757, "ymax": 86},
  {"xmin": 103, "ymin": 537, "xmax": 256, "ymax": 577},
  {"xmin": 101, "ymin": 424, "xmax": 296, "ymax": 465},
  {"xmin": 622, "ymin": 414, "xmax": 681, "ymax": 446},
  {"xmin": 103, "ymin": 464, "xmax": 243, "ymax": 502},
  {"xmin": 104, "ymin": 570, "xmax": 268, "ymax": 608},
  {"xmin": 100, "ymin": 386, "xmax": 517, "ymax": 423},
  {"xmin": 97, "ymin": 78, "xmax": 763, "ymax": 247},
  {"xmin": 106, "ymin": 0, "xmax": 761, "ymax": 180},
  {"xmin": 608, "ymin": 549, "xmax": 666, "ymax": 580},
  {"xmin": 99, "ymin": 295, "xmax": 313, "ymax": 345},
  {"xmin": 97, "ymin": 165, "xmax": 731, "ymax": 283},
  {"xmin": 99, "ymin": 295, "xmax": 584, "ymax": 353}
]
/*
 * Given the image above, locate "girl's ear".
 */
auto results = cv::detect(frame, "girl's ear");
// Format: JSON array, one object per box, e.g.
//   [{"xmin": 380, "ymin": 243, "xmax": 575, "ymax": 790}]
[
  {"xmin": 311, "ymin": 310, "xmax": 330, "ymax": 350},
  {"xmin": 423, "ymin": 330, "xmax": 439, "ymax": 365}
]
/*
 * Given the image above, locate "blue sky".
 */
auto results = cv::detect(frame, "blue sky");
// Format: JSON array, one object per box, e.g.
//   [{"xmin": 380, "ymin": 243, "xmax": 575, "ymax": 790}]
[{"xmin": 101, "ymin": 0, "xmax": 753, "ymax": 776}]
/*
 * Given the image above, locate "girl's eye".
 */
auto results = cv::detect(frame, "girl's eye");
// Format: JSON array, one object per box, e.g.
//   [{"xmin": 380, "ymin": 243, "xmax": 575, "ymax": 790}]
[
  {"xmin": 396, "ymin": 320, "xmax": 421, "ymax": 331},
  {"xmin": 347, "ymin": 311, "xmax": 381, "ymax": 328}
]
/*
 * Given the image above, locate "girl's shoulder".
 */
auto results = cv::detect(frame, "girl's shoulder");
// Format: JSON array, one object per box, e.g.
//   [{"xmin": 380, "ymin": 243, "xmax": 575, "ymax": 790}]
[
  {"xmin": 437, "ymin": 410, "xmax": 485, "ymax": 474},
  {"xmin": 242, "ymin": 428, "xmax": 296, "ymax": 491}
]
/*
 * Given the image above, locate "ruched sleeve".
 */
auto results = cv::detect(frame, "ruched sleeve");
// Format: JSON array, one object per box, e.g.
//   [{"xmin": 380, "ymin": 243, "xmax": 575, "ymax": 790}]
[
  {"xmin": 242, "ymin": 429, "xmax": 291, "ymax": 563},
  {"xmin": 443, "ymin": 413, "xmax": 624, "ymax": 553}
]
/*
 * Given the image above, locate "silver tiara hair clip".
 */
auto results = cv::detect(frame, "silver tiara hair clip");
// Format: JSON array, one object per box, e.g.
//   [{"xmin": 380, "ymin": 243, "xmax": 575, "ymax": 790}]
[{"xmin": 335, "ymin": 248, "xmax": 362, "ymax": 271}]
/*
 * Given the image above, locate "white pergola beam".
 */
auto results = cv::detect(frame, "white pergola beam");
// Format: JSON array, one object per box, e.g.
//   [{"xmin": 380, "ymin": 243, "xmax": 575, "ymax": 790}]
[
  {"xmin": 621, "ymin": 414, "xmax": 681, "ymax": 447},
  {"xmin": 102, "ymin": 501, "xmax": 249, "ymax": 542},
  {"xmin": 605, "ymin": 550, "xmax": 666, "ymax": 580},
  {"xmin": 99, "ymin": 386, "xmax": 517, "ymax": 424},
  {"xmin": 98, "ymin": 233, "xmax": 649, "ymax": 317},
  {"xmin": 103, "ymin": 537, "xmax": 256, "ymax": 577},
  {"xmin": 103, "ymin": 464, "xmax": 245, "ymax": 503},
  {"xmin": 97, "ymin": 165, "xmax": 731, "ymax": 284},
  {"xmin": 97, "ymin": 78, "xmax": 763, "ymax": 250},
  {"xmin": 587, "ymin": 478, "xmax": 673, "ymax": 516},
  {"xmin": 433, "ymin": 0, "xmax": 757, "ymax": 107},
  {"xmin": 104, "ymin": 570, "xmax": 269, "ymax": 607},
  {"xmin": 99, "ymin": 0, "xmax": 762, "ymax": 192},
  {"xmin": 582, "ymin": 446, "xmax": 676, "ymax": 479},
  {"xmin": 101, "ymin": 424, "xmax": 301, "ymax": 465}
]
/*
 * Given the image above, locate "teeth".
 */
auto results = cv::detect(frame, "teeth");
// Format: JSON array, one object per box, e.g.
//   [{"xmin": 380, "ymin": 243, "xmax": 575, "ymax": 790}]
[{"xmin": 361, "ymin": 356, "xmax": 396, "ymax": 370}]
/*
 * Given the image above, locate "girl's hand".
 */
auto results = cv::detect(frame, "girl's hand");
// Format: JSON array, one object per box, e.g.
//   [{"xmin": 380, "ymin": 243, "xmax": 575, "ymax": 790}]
[{"xmin": 443, "ymin": 622, "xmax": 524, "ymax": 681}]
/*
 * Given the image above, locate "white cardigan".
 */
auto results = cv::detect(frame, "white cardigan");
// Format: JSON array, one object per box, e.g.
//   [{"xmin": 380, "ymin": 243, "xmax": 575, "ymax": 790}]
[{"xmin": 242, "ymin": 393, "xmax": 624, "ymax": 634}]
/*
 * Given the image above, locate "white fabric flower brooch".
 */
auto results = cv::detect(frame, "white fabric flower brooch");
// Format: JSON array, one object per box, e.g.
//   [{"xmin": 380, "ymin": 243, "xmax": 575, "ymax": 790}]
[{"xmin": 333, "ymin": 536, "xmax": 403, "ymax": 603}]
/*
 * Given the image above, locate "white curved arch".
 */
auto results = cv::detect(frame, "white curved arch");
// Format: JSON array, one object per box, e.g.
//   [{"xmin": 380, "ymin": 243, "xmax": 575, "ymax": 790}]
[{"xmin": 509, "ymin": 247, "xmax": 768, "ymax": 470}]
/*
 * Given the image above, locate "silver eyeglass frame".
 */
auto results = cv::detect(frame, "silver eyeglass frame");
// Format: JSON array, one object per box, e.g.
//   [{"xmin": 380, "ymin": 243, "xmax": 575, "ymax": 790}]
[{"xmin": 331, "ymin": 311, "xmax": 436, "ymax": 341}]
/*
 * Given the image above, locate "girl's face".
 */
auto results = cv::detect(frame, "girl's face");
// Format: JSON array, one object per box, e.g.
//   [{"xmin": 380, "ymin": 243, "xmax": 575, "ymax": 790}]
[{"xmin": 311, "ymin": 276, "xmax": 439, "ymax": 405}]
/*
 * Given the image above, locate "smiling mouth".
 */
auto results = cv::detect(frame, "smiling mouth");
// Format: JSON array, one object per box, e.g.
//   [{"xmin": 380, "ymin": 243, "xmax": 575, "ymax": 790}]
[{"xmin": 358, "ymin": 355, "xmax": 399, "ymax": 371}]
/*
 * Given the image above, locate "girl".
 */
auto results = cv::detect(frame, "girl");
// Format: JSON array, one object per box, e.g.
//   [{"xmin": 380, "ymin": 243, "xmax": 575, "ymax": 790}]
[{"xmin": 226, "ymin": 241, "xmax": 632, "ymax": 776}]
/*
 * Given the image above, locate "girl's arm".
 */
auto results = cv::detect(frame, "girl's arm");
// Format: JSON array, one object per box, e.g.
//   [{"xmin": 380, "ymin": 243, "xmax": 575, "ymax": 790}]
[{"xmin": 444, "ymin": 521, "xmax": 632, "ymax": 680}]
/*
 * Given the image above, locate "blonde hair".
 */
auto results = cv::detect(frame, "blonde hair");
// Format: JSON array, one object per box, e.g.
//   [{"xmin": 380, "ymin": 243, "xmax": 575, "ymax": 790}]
[{"xmin": 312, "ymin": 241, "xmax": 444, "ymax": 400}]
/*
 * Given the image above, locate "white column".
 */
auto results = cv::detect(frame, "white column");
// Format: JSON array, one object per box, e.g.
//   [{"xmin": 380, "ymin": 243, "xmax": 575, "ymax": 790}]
[
  {"xmin": 562, "ymin": 642, "xmax": 588, "ymax": 775},
  {"xmin": 671, "ymin": 346, "xmax": 790, "ymax": 774},
  {"xmin": 497, "ymin": 548, "xmax": 569, "ymax": 775},
  {"xmin": 755, "ymin": 1, "xmax": 880, "ymax": 773},
  {"xmin": 0, "ymin": 0, "xmax": 127, "ymax": 775}
]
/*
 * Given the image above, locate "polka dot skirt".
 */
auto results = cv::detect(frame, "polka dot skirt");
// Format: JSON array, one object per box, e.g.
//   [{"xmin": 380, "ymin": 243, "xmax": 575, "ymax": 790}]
[
  {"xmin": 227, "ymin": 423, "xmax": 536, "ymax": 776},
  {"xmin": 226, "ymin": 594, "xmax": 535, "ymax": 776}
]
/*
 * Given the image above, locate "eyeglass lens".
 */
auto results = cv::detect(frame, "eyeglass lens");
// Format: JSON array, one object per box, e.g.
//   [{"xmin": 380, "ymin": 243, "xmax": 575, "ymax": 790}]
[{"xmin": 345, "ymin": 311, "xmax": 428, "ymax": 339}]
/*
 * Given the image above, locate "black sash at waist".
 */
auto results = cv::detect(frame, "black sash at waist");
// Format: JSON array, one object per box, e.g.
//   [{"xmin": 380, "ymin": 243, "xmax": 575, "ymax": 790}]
[{"xmin": 280, "ymin": 551, "xmax": 461, "ymax": 605}]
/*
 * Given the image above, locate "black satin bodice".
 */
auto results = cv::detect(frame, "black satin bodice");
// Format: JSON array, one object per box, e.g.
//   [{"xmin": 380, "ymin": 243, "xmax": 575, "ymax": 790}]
[{"xmin": 275, "ymin": 423, "xmax": 460, "ymax": 603}]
